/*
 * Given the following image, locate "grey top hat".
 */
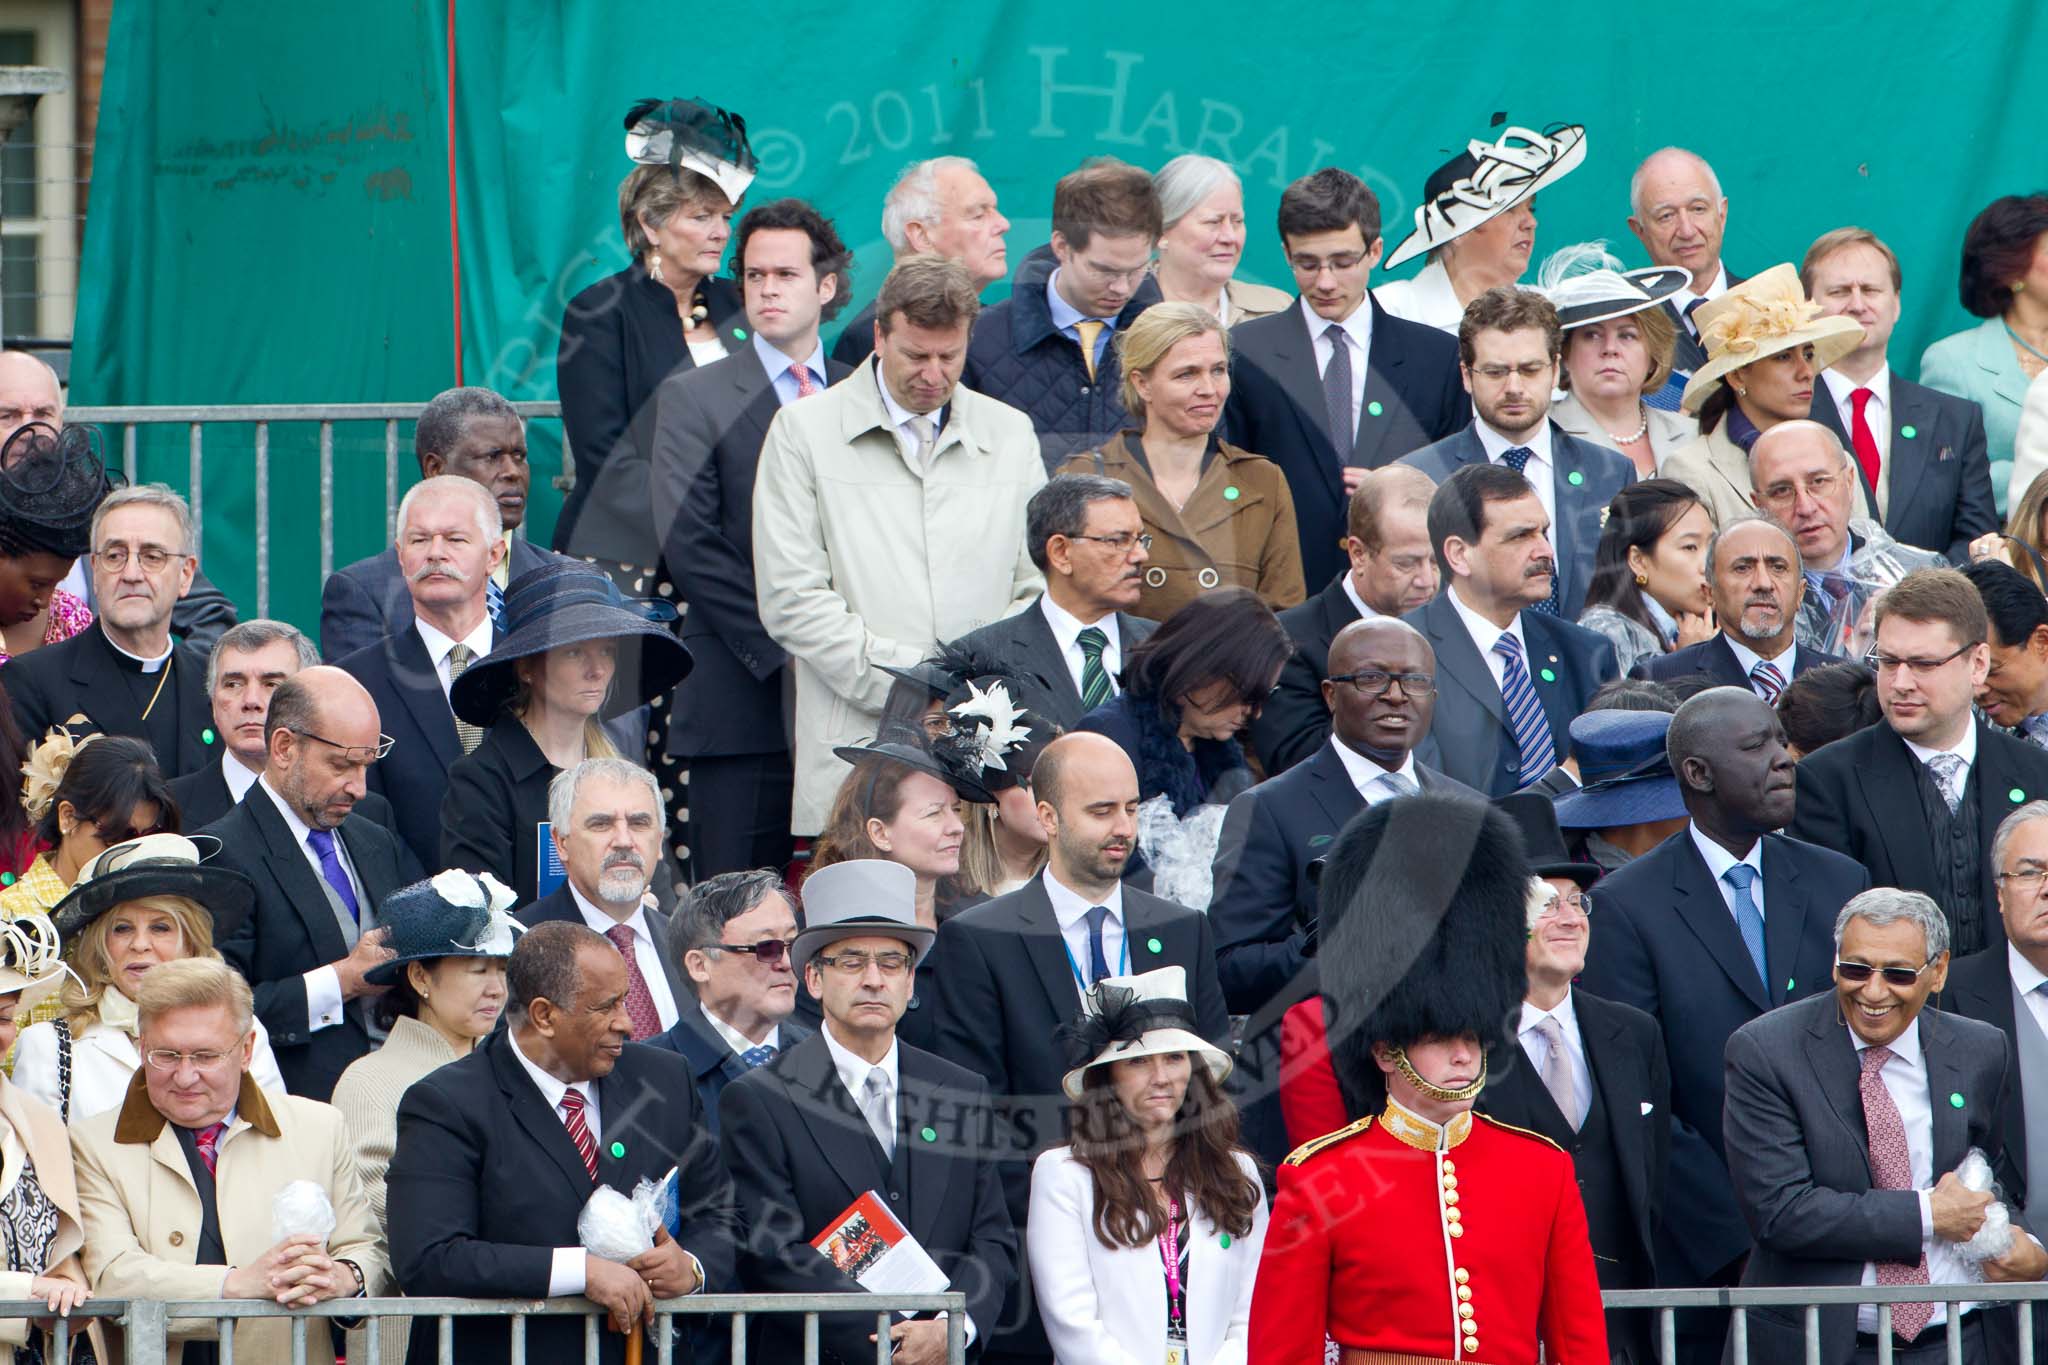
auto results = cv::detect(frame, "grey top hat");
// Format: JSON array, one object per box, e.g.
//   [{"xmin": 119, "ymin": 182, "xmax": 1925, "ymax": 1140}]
[{"xmin": 790, "ymin": 860, "xmax": 935, "ymax": 970}]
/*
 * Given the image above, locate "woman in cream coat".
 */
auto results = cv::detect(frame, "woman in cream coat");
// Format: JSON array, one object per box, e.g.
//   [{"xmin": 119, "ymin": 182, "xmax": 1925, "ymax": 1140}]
[{"xmin": 1029, "ymin": 967, "xmax": 1268, "ymax": 1364}]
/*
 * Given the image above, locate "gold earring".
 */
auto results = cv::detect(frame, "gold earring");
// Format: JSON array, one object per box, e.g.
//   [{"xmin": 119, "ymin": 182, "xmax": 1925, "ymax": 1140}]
[{"xmin": 1634, "ymin": 573, "xmax": 1649, "ymax": 587}]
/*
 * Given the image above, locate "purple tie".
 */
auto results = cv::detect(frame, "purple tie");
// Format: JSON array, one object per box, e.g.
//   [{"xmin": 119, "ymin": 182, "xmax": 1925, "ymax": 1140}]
[{"xmin": 306, "ymin": 828, "xmax": 361, "ymax": 923}]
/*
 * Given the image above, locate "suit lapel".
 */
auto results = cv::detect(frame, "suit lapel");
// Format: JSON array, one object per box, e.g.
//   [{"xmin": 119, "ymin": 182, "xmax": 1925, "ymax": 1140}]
[
  {"xmin": 1522, "ymin": 616, "xmax": 1580, "ymax": 745},
  {"xmin": 1759, "ymin": 837, "xmax": 1819, "ymax": 1004},
  {"xmin": 389, "ymin": 628, "xmax": 461, "ymax": 772},
  {"xmin": 171, "ymin": 647, "xmax": 215, "ymax": 773},
  {"xmin": 1481, "ymin": 1038, "xmax": 1574, "ymax": 1144},
  {"xmin": 1354, "ymin": 303, "xmax": 1414, "ymax": 469},
  {"xmin": 1019, "ymin": 603, "xmax": 1085, "ymax": 721},
  {"xmin": 727, "ymin": 342, "xmax": 780, "ymax": 456},
  {"xmin": 1303, "ymin": 743, "xmax": 1367, "ymax": 831},
  {"xmin": 1885, "ymin": 387, "xmax": 1938, "ymax": 523},
  {"xmin": 1706, "ymin": 635, "xmax": 1750, "ymax": 690},
  {"xmin": 784, "ymin": 1035, "xmax": 890, "ymax": 1203},
  {"xmin": 1803, "ymin": 1008, "xmax": 1876, "ymax": 1186},
  {"xmin": 1548, "ymin": 430, "xmax": 1603, "ymax": 613},
  {"xmin": 1011, "ymin": 881, "xmax": 1084, "ymax": 1030},
  {"xmin": 248, "ymin": 789, "xmax": 351, "ymax": 965},
  {"xmin": 1577, "ymin": 993, "xmax": 1653, "ymax": 1230},
  {"xmin": 1854, "ymin": 729, "xmax": 1940, "ymax": 891},
  {"xmin": 1424, "ymin": 594, "xmax": 1506, "ymax": 723},
  {"xmin": 1265, "ymin": 307, "xmax": 1344, "ymax": 505},
  {"xmin": 897, "ymin": 1049, "xmax": 958, "ymax": 1244},
  {"xmin": 486, "ymin": 1032, "xmax": 601, "ymax": 1202},
  {"xmin": 1919, "ymin": 1012, "xmax": 1971, "ymax": 1174},
  {"xmin": 1670, "ymin": 836, "xmax": 1771, "ymax": 1011},
  {"xmin": 334, "ymin": 817, "xmax": 398, "ymax": 912}
]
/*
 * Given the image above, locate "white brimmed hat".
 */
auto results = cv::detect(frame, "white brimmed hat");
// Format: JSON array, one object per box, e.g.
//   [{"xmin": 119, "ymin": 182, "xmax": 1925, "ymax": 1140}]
[
  {"xmin": 0, "ymin": 914, "xmax": 72, "ymax": 1010},
  {"xmin": 1678, "ymin": 263, "xmax": 1866, "ymax": 414},
  {"xmin": 1382, "ymin": 124, "xmax": 1588, "ymax": 271},
  {"xmin": 791, "ymin": 860, "xmax": 935, "ymax": 970},
  {"xmin": 1059, "ymin": 966, "xmax": 1232, "ymax": 1100},
  {"xmin": 1542, "ymin": 264, "xmax": 1692, "ymax": 330}
]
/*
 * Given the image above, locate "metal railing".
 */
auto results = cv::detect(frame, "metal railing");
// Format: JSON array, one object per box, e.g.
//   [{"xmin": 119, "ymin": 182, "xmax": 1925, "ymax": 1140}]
[
  {"xmin": 0, "ymin": 1290, "xmax": 967, "ymax": 1364},
  {"xmin": 1604, "ymin": 1282, "xmax": 2044, "ymax": 1364},
  {"xmin": 62, "ymin": 403, "xmax": 564, "ymax": 620}
]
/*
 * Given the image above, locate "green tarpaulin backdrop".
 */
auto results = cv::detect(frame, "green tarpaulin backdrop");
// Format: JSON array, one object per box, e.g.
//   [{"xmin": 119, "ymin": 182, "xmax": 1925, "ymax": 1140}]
[{"xmin": 68, "ymin": 2, "xmax": 2048, "ymax": 636}]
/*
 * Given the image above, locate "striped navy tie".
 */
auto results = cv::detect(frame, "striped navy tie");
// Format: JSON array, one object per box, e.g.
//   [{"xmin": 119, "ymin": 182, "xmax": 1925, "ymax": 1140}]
[
  {"xmin": 1493, "ymin": 632, "xmax": 1556, "ymax": 784},
  {"xmin": 1749, "ymin": 660, "xmax": 1786, "ymax": 704}
]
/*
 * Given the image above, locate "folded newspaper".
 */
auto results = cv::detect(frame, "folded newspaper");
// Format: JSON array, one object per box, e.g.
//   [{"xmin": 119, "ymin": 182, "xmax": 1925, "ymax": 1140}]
[{"xmin": 812, "ymin": 1190, "xmax": 949, "ymax": 1303}]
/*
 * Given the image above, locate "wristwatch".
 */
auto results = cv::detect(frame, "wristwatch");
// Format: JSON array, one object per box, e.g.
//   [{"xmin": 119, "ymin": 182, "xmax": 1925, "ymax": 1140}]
[{"xmin": 338, "ymin": 1259, "xmax": 366, "ymax": 1297}]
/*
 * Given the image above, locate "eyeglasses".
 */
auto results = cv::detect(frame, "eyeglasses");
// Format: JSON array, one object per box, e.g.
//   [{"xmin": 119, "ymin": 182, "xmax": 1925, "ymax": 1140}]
[
  {"xmin": 1067, "ymin": 532, "xmax": 1152, "ymax": 554},
  {"xmin": 288, "ymin": 728, "xmax": 396, "ymax": 764},
  {"xmin": 1289, "ymin": 253, "xmax": 1368, "ymax": 276},
  {"xmin": 92, "ymin": 545, "xmax": 188, "ymax": 574},
  {"xmin": 1869, "ymin": 644, "xmax": 1973, "ymax": 678},
  {"xmin": 1465, "ymin": 361, "xmax": 1556, "ymax": 382},
  {"xmin": 714, "ymin": 938, "xmax": 797, "ymax": 966},
  {"xmin": 1536, "ymin": 891, "xmax": 1593, "ymax": 919},
  {"xmin": 814, "ymin": 949, "xmax": 914, "ymax": 977},
  {"xmin": 82, "ymin": 818, "xmax": 166, "ymax": 845},
  {"xmin": 1834, "ymin": 959, "xmax": 1936, "ymax": 987},
  {"xmin": 1756, "ymin": 471, "xmax": 1845, "ymax": 506},
  {"xmin": 144, "ymin": 1048, "xmax": 235, "ymax": 1072},
  {"xmin": 1996, "ymin": 867, "xmax": 2048, "ymax": 897},
  {"xmin": 1328, "ymin": 669, "xmax": 1436, "ymax": 698}
]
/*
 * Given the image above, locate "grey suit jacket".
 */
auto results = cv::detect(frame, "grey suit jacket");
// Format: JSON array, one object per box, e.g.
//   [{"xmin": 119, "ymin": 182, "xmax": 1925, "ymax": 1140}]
[
  {"xmin": 1398, "ymin": 420, "xmax": 1638, "ymax": 620},
  {"xmin": 946, "ymin": 595, "xmax": 1157, "ymax": 731},
  {"xmin": 1723, "ymin": 993, "xmax": 2024, "ymax": 1365}
]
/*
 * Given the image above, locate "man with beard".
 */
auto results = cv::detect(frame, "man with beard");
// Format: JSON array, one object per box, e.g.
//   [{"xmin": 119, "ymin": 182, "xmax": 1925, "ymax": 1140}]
[
  {"xmin": 933, "ymin": 730, "xmax": 1228, "ymax": 1364},
  {"xmin": 519, "ymin": 757, "xmax": 690, "ymax": 1040},
  {"xmin": 1405, "ymin": 462, "xmax": 1618, "ymax": 796},
  {"xmin": 1212, "ymin": 615, "xmax": 1483, "ymax": 1163},
  {"xmin": 1637, "ymin": 515, "xmax": 1842, "ymax": 695},
  {"xmin": 1401, "ymin": 286, "xmax": 1637, "ymax": 620},
  {"xmin": 207, "ymin": 666, "xmax": 420, "ymax": 1100},
  {"xmin": 1581, "ymin": 687, "xmax": 1868, "ymax": 1365}
]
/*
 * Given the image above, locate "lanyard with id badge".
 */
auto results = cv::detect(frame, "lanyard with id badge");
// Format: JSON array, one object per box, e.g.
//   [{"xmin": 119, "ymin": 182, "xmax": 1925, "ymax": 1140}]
[{"xmin": 1161, "ymin": 1196, "xmax": 1187, "ymax": 1365}]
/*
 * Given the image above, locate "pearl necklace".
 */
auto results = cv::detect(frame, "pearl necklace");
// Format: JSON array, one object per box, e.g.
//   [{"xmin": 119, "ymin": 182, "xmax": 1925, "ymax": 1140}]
[{"xmin": 1604, "ymin": 403, "xmax": 1649, "ymax": 444}]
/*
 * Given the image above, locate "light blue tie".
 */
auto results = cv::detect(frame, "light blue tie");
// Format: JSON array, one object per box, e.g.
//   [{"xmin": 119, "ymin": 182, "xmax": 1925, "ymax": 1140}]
[
  {"xmin": 486, "ymin": 576, "xmax": 506, "ymax": 629},
  {"xmin": 1492, "ymin": 633, "xmax": 1556, "ymax": 785},
  {"xmin": 1723, "ymin": 863, "xmax": 1768, "ymax": 990},
  {"xmin": 738, "ymin": 1044, "xmax": 775, "ymax": 1069}
]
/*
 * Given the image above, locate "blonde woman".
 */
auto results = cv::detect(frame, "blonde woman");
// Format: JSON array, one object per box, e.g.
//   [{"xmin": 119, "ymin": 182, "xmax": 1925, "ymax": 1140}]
[
  {"xmin": 13, "ymin": 835, "xmax": 284, "ymax": 1122},
  {"xmin": 1059, "ymin": 302, "xmax": 1305, "ymax": 622},
  {"xmin": 440, "ymin": 561, "xmax": 692, "ymax": 901}
]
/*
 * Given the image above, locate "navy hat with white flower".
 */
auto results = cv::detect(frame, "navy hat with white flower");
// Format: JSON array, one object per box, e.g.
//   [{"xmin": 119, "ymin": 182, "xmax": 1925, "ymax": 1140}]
[
  {"xmin": 365, "ymin": 869, "xmax": 524, "ymax": 988},
  {"xmin": 450, "ymin": 561, "xmax": 692, "ymax": 728}
]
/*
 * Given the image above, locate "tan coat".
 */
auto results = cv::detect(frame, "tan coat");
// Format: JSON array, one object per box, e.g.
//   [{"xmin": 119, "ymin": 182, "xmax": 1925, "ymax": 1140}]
[
  {"xmin": 1549, "ymin": 392, "xmax": 1698, "ymax": 471},
  {"xmin": 1061, "ymin": 431, "xmax": 1306, "ymax": 623},
  {"xmin": 71, "ymin": 1070, "xmax": 389, "ymax": 1365},
  {"xmin": 0, "ymin": 1077, "xmax": 103, "ymax": 1364},
  {"xmin": 1661, "ymin": 416, "xmax": 1872, "ymax": 530},
  {"xmin": 1223, "ymin": 278, "xmax": 1294, "ymax": 327}
]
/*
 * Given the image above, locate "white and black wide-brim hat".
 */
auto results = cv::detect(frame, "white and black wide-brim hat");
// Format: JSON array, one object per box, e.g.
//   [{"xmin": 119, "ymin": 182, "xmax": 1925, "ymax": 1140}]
[
  {"xmin": 1383, "ymin": 123, "xmax": 1587, "ymax": 272},
  {"xmin": 1543, "ymin": 264, "xmax": 1692, "ymax": 330},
  {"xmin": 1058, "ymin": 966, "xmax": 1233, "ymax": 1100}
]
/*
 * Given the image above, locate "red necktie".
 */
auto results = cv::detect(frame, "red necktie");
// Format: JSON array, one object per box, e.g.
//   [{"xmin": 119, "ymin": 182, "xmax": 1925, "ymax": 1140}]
[
  {"xmin": 559, "ymin": 1088, "xmax": 598, "ymax": 1181},
  {"xmin": 604, "ymin": 924, "xmax": 663, "ymax": 1041},
  {"xmin": 1859, "ymin": 1046, "xmax": 1933, "ymax": 1339},
  {"xmin": 193, "ymin": 1121, "xmax": 227, "ymax": 1175},
  {"xmin": 791, "ymin": 363, "xmax": 818, "ymax": 398},
  {"xmin": 1850, "ymin": 388, "xmax": 1883, "ymax": 492}
]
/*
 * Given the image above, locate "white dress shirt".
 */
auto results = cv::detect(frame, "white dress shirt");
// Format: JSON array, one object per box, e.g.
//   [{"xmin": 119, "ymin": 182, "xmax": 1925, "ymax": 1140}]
[
  {"xmin": 754, "ymin": 331, "xmax": 829, "ymax": 408},
  {"xmin": 1518, "ymin": 994, "xmax": 1592, "ymax": 1129},
  {"xmin": 873, "ymin": 358, "xmax": 947, "ymax": 472},
  {"xmin": 2008, "ymin": 944, "xmax": 2048, "ymax": 1042},
  {"xmin": 1448, "ymin": 584, "xmax": 1527, "ymax": 695},
  {"xmin": 414, "ymin": 615, "xmax": 495, "ymax": 701},
  {"xmin": 1850, "ymin": 1019, "xmax": 1972, "ymax": 1332},
  {"xmin": 568, "ymin": 883, "xmax": 681, "ymax": 1031},
  {"xmin": 1670, "ymin": 264, "xmax": 1731, "ymax": 349},
  {"xmin": 1303, "ymin": 295, "xmax": 1372, "ymax": 442},
  {"xmin": 1474, "ymin": 417, "xmax": 1557, "ymax": 532},
  {"xmin": 1822, "ymin": 363, "xmax": 1893, "ymax": 467},
  {"xmin": 508, "ymin": 1029, "xmax": 604, "ymax": 1296},
  {"xmin": 1903, "ymin": 722, "xmax": 1979, "ymax": 812},
  {"xmin": 1040, "ymin": 594, "xmax": 1120, "ymax": 704},
  {"xmin": 702, "ymin": 1001, "xmax": 779, "ymax": 1056},
  {"xmin": 1688, "ymin": 822, "xmax": 1767, "ymax": 937},
  {"xmin": 222, "ymin": 752, "xmax": 263, "ymax": 803},
  {"xmin": 1328, "ymin": 734, "xmax": 1419, "ymax": 805},
  {"xmin": 1339, "ymin": 573, "xmax": 1381, "ymax": 622},
  {"xmin": 259, "ymin": 775, "xmax": 368, "ymax": 1034},
  {"xmin": 1723, "ymin": 634, "xmax": 1799, "ymax": 690},
  {"xmin": 1042, "ymin": 867, "xmax": 1127, "ymax": 988}
]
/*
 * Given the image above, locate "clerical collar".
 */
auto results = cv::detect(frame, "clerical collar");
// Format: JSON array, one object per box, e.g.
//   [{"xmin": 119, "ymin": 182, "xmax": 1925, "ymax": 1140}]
[
  {"xmin": 1379, "ymin": 1096, "xmax": 1473, "ymax": 1152},
  {"xmin": 102, "ymin": 625, "xmax": 172, "ymax": 674}
]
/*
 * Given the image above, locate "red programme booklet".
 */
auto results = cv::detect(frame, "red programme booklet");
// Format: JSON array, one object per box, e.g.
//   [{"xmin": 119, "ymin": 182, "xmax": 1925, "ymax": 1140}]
[{"xmin": 812, "ymin": 1190, "xmax": 949, "ymax": 1296}]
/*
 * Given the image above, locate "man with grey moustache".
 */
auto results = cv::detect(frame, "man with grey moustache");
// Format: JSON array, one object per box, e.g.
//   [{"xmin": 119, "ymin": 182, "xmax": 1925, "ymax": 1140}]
[{"xmin": 1636, "ymin": 514, "xmax": 1844, "ymax": 694}]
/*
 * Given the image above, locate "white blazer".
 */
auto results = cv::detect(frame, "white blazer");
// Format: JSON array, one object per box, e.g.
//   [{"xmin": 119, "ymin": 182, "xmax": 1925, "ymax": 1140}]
[
  {"xmin": 1028, "ymin": 1146, "xmax": 1268, "ymax": 1365},
  {"xmin": 14, "ymin": 1015, "xmax": 287, "ymax": 1123}
]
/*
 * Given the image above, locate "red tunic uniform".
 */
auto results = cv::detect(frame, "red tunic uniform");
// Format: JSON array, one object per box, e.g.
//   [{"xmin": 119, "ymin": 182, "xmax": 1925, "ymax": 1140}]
[{"xmin": 1250, "ymin": 1100, "xmax": 1609, "ymax": 1365}]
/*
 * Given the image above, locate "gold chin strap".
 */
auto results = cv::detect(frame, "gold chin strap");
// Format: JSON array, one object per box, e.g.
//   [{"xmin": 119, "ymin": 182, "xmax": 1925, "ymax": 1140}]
[{"xmin": 1390, "ymin": 1047, "xmax": 1487, "ymax": 1104}]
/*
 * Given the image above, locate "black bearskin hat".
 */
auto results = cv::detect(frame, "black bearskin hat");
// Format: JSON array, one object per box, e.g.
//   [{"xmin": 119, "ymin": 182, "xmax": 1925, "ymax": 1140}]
[{"xmin": 1317, "ymin": 793, "xmax": 1530, "ymax": 1113}]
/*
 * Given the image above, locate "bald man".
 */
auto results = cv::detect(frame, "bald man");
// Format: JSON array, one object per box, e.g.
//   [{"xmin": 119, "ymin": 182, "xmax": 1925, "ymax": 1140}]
[
  {"xmin": 207, "ymin": 666, "xmax": 424, "ymax": 1100},
  {"xmin": 0, "ymin": 350, "xmax": 62, "ymax": 450},
  {"xmin": 932, "ymin": 729, "xmax": 1228, "ymax": 1362},
  {"xmin": 1626, "ymin": 148, "xmax": 1741, "ymax": 391}
]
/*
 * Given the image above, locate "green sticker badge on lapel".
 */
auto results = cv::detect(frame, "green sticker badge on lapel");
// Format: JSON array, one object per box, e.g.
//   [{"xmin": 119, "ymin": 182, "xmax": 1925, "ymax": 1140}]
[
  {"xmin": 1147, "ymin": 937, "xmax": 1163, "ymax": 955},
  {"xmin": 1539, "ymin": 668, "xmax": 1557, "ymax": 683},
  {"xmin": 202, "ymin": 728, "xmax": 215, "ymax": 745},
  {"xmin": 2012, "ymin": 788, "xmax": 2028, "ymax": 804},
  {"xmin": 733, "ymin": 328, "xmax": 748, "ymax": 341},
  {"xmin": 1566, "ymin": 470, "xmax": 1584, "ymax": 487},
  {"xmin": 920, "ymin": 1127, "xmax": 938, "ymax": 1143},
  {"xmin": 1367, "ymin": 401, "xmax": 1383, "ymax": 417},
  {"xmin": 1223, "ymin": 486, "xmax": 1240, "ymax": 501},
  {"xmin": 1309, "ymin": 833, "xmax": 1334, "ymax": 847},
  {"xmin": 609, "ymin": 1141, "xmax": 625, "ymax": 1159},
  {"xmin": 1220, "ymin": 1233, "xmax": 1233, "ymax": 1249},
  {"xmin": 1901, "ymin": 425, "xmax": 1917, "ymax": 439},
  {"xmin": 1949, "ymin": 1093, "xmax": 1965, "ymax": 1109}
]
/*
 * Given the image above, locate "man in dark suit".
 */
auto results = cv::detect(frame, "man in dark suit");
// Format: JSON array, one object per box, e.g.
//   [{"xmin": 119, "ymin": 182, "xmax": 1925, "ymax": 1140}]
[
  {"xmin": 334, "ymin": 475, "xmax": 505, "ymax": 871},
  {"xmin": 652, "ymin": 200, "xmax": 851, "ymax": 878},
  {"xmin": 1489, "ymin": 793, "xmax": 1670, "ymax": 1365},
  {"xmin": 648, "ymin": 869, "xmax": 812, "ymax": 1133},
  {"xmin": 721, "ymin": 859, "xmax": 1016, "ymax": 1364},
  {"xmin": 206, "ymin": 667, "xmax": 421, "ymax": 1101},
  {"xmin": 1250, "ymin": 464, "xmax": 1439, "ymax": 773},
  {"xmin": 1403, "ymin": 462, "xmax": 1618, "ymax": 796},
  {"xmin": 1803, "ymin": 228, "xmax": 1997, "ymax": 561},
  {"xmin": 1724, "ymin": 889, "xmax": 2045, "ymax": 1365},
  {"xmin": 1400, "ymin": 286, "xmax": 1636, "ymax": 619},
  {"xmin": 934, "ymin": 730, "xmax": 1228, "ymax": 1362},
  {"xmin": 8, "ymin": 484, "xmax": 220, "ymax": 776},
  {"xmin": 964, "ymin": 161, "xmax": 1162, "ymax": 470},
  {"xmin": 1582, "ymin": 686, "xmax": 1869, "ymax": 1365},
  {"xmin": 1222, "ymin": 168, "xmax": 1468, "ymax": 590},
  {"xmin": 832, "ymin": 157, "xmax": 1010, "ymax": 369},
  {"xmin": 1212, "ymin": 615, "xmax": 1483, "ymax": 1164},
  {"xmin": 169, "ymin": 619, "xmax": 320, "ymax": 828},
  {"xmin": 948, "ymin": 473, "xmax": 1158, "ymax": 730},
  {"xmin": 388, "ymin": 920, "xmax": 737, "ymax": 1365},
  {"xmin": 1638, "ymin": 515, "xmax": 1841, "ymax": 695},
  {"xmin": 1625, "ymin": 147, "xmax": 1741, "ymax": 396},
  {"xmin": 1793, "ymin": 567, "xmax": 2048, "ymax": 960},
  {"xmin": 518, "ymin": 758, "xmax": 688, "ymax": 1039},
  {"xmin": 1962, "ymin": 559, "xmax": 2048, "ymax": 747},
  {"xmin": 320, "ymin": 385, "xmax": 563, "ymax": 661}
]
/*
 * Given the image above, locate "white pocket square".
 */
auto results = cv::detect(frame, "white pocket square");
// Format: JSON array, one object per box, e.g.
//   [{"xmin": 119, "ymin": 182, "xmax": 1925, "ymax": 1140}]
[{"xmin": 1640, "ymin": 1102, "xmax": 1656, "ymax": 1116}]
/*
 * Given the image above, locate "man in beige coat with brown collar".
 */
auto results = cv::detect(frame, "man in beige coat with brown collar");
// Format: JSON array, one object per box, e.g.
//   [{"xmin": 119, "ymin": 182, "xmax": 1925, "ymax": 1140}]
[
  {"xmin": 71, "ymin": 958, "xmax": 386, "ymax": 1365},
  {"xmin": 753, "ymin": 253, "xmax": 1046, "ymax": 835}
]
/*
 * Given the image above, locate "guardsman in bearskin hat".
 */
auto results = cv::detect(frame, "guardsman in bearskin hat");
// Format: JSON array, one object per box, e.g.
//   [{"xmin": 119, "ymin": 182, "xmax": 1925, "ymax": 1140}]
[{"xmin": 1250, "ymin": 792, "xmax": 1609, "ymax": 1364}]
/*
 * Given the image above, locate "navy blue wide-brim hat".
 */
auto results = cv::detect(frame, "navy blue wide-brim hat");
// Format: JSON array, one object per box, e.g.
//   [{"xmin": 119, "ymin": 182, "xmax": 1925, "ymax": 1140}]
[
  {"xmin": 365, "ymin": 871, "xmax": 522, "ymax": 987},
  {"xmin": 450, "ymin": 561, "xmax": 692, "ymax": 727},
  {"xmin": 1551, "ymin": 709, "xmax": 1687, "ymax": 829}
]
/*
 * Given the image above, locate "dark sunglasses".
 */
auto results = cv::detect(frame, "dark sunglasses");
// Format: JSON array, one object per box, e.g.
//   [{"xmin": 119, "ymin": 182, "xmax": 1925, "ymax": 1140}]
[
  {"xmin": 1835, "ymin": 959, "xmax": 1935, "ymax": 988},
  {"xmin": 715, "ymin": 938, "xmax": 796, "ymax": 965}
]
